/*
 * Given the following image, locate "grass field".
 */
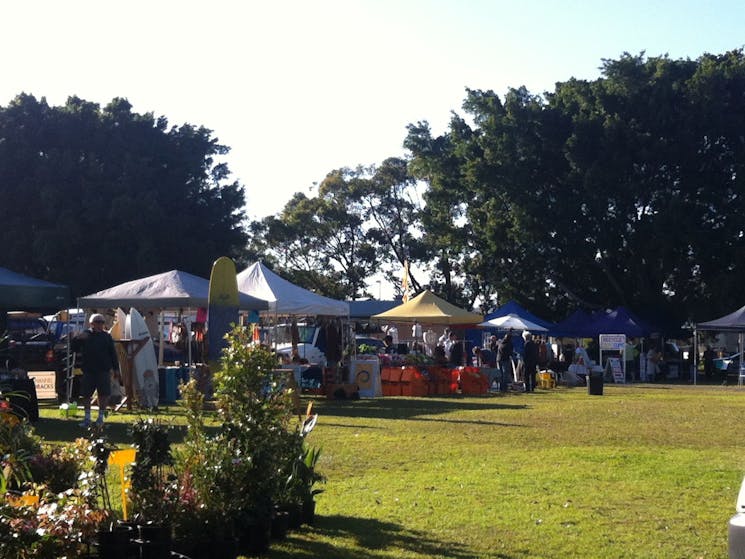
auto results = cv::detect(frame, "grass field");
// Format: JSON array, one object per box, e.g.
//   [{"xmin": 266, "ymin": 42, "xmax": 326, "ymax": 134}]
[{"xmin": 36, "ymin": 383, "xmax": 745, "ymax": 558}]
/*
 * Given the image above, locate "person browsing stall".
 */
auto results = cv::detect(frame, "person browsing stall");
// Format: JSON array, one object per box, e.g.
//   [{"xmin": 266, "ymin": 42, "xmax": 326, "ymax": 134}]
[{"xmin": 71, "ymin": 313, "xmax": 120, "ymax": 427}]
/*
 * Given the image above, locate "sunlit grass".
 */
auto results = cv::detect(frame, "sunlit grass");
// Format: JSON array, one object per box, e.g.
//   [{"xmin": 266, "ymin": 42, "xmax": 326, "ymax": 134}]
[{"xmin": 36, "ymin": 384, "xmax": 744, "ymax": 558}]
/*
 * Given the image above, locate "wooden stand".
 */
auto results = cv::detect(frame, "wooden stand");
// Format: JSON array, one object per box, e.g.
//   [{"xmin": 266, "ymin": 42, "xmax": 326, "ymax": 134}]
[{"xmin": 114, "ymin": 338, "xmax": 149, "ymax": 411}]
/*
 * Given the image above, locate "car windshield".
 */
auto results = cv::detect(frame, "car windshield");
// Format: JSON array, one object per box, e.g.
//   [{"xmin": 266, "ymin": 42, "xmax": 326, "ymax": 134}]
[{"xmin": 7, "ymin": 316, "xmax": 49, "ymax": 342}]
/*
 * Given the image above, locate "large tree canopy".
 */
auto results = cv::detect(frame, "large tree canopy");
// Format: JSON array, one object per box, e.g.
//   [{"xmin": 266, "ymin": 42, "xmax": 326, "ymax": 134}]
[
  {"xmin": 405, "ymin": 50, "xmax": 745, "ymax": 323},
  {"xmin": 0, "ymin": 94, "xmax": 247, "ymax": 297}
]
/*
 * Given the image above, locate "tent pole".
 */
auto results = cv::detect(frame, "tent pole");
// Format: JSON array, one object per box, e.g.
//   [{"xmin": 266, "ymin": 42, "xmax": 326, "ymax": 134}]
[
  {"xmin": 693, "ymin": 329, "xmax": 697, "ymax": 386},
  {"xmin": 186, "ymin": 315, "xmax": 192, "ymax": 366},
  {"xmin": 154, "ymin": 310, "xmax": 163, "ymax": 367}
]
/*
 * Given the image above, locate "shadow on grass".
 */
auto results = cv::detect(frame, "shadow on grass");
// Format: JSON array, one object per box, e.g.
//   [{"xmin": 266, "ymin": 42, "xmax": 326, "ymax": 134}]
[
  {"xmin": 310, "ymin": 395, "xmax": 528, "ymax": 422},
  {"xmin": 36, "ymin": 394, "xmax": 529, "ymax": 445},
  {"xmin": 269, "ymin": 513, "xmax": 511, "ymax": 559},
  {"xmin": 34, "ymin": 402, "xmax": 194, "ymax": 446}
]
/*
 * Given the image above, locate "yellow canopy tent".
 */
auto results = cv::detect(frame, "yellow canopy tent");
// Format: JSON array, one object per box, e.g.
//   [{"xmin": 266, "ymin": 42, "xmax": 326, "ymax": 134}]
[{"xmin": 371, "ymin": 290, "xmax": 483, "ymax": 325}]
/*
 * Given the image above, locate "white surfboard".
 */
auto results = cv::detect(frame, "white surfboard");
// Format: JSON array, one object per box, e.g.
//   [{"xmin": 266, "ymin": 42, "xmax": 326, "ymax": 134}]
[
  {"xmin": 125, "ymin": 308, "xmax": 159, "ymax": 409},
  {"xmin": 109, "ymin": 308, "xmax": 131, "ymax": 407}
]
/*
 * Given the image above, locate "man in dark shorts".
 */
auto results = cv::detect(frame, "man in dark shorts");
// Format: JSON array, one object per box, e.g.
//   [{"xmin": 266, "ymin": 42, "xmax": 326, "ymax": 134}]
[{"xmin": 72, "ymin": 313, "xmax": 120, "ymax": 427}]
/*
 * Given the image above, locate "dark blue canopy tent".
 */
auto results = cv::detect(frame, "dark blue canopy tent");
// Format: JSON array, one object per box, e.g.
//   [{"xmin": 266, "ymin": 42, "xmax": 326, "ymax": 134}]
[
  {"xmin": 549, "ymin": 309, "xmax": 595, "ymax": 338},
  {"xmin": 586, "ymin": 306, "xmax": 655, "ymax": 338}
]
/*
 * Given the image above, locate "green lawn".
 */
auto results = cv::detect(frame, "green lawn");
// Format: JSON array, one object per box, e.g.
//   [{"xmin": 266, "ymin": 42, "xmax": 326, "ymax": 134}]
[{"xmin": 36, "ymin": 383, "xmax": 745, "ymax": 558}]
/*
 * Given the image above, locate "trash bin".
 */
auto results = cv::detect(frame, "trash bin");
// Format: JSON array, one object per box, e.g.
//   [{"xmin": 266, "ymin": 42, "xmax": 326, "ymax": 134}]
[{"xmin": 587, "ymin": 370, "xmax": 603, "ymax": 395}]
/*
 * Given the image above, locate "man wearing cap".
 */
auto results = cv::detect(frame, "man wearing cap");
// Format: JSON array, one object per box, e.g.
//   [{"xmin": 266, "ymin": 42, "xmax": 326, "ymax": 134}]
[{"xmin": 71, "ymin": 313, "xmax": 120, "ymax": 427}]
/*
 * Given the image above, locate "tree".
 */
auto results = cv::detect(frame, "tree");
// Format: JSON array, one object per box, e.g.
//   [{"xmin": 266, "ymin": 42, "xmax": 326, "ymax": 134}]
[
  {"xmin": 247, "ymin": 160, "xmax": 425, "ymax": 301},
  {"xmin": 247, "ymin": 185, "xmax": 377, "ymax": 301},
  {"xmin": 343, "ymin": 158, "xmax": 426, "ymax": 297},
  {"xmin": 405, "ymin": 50, "xmax": 745, "ymax": 324},
  {"xmin": 0, "ymin": 94, "xmax": 247, "ymax": 297}
]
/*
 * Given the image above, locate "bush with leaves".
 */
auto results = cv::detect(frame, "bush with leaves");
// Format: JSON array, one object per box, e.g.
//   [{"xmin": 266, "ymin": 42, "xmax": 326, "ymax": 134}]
[
  {"xmin": 129, "ymin": 418, "xmax": 175, "ymax": 524},
  {"xmin": 212, "ymin": 327, "xmax": 297, "ymax": 521},
  {"xmin": 174, "ymin": 326, "xmax": 303, "ymax": 542}
]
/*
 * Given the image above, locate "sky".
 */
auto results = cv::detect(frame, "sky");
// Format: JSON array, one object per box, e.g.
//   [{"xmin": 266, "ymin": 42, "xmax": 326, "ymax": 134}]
[{"xmin": 3, "ymin": 0, "xmax": 744, "ymax": 224}]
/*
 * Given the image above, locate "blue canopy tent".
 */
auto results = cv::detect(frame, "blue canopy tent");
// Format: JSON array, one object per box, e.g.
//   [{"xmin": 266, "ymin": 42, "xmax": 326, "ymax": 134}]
[
  {"xmin": 484, "ymin": 300, "xmax": 555, "ymax": 330},
  {"xmin": 585, "ymin": 306, "xmax": 655, "ymax": 339},
  {"xmin": 549, "ymin": 309, "xmax": 595, "ymax": 338},
  {"xmin": 550, "ymin": 306, "xmax": 654, "ymax": 339},
  {"xmin": 467, "ymin": 301, "xmax": 555, "ymax": 359}
]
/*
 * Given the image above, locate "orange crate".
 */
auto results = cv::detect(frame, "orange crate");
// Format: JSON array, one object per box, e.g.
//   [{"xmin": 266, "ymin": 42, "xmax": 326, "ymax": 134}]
[
  {"xmin": 382, "ymin": 367, "xmax": 403, "ymax": 396},
  {"xmin": 401, "ymin": 381, "xmax": 429, "ymax": 397},
  {"xmin": 460, "ymin": 367, "xmax": 488, "ymax": 394},
  {"xmin": 401, "ymin": 367, "xmax": 429, "ymax": 397}
]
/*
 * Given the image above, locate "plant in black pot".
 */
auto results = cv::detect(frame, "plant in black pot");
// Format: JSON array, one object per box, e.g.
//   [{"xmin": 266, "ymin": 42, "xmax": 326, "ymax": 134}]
[
  {"xmin": 128, "ymin": 418, "xmax": 174, "ymax": 559},
  {"xmin": 211, "ymin": 327, "xmax": 300, "ymax": 554},
  {"xmin": 291, "ymin": 443, "xmax": 326, "ymax": 526}
]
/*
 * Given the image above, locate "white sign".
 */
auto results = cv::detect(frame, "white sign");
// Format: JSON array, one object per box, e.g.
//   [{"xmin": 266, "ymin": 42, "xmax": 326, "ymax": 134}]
[
  {"xmin": 606, "ymin": 358, "xmax": 625, "ymax": 384},
  {"xmin": 599, "ymin": 334, "xmax": 626, "ymax": 351},
  {"xmin": 28, "ymin": 371, "xmax": 57, "ymax": 399}
]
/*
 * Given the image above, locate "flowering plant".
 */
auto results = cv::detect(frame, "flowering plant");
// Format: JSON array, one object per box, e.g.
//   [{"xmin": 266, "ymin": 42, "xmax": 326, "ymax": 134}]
[
  {"xmin": 0, "ymin": 487, "xmax": 110, "ymax": 557},
  {"xmin": 0, "ymin": 393, "xmax": 41, "ymax": 494}
]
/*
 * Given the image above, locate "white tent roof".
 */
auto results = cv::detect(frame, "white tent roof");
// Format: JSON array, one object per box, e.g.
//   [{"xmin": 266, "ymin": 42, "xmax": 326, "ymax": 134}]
[
  {"xmin": 237, "ymin": 262, "xmax": 349, "ymax": 316},
  {"xmin": 78, "ymin": 269, "xmax": 268, "ymax": 311},
  {"xmin": 479, "ymin": 313, "xmax": 548, "ymax": 332}
]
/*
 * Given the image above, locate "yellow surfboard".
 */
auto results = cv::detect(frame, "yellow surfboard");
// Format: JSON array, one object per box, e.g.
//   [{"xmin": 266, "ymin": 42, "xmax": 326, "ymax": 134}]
[{"xmin": 208, "ymin": 256, "xmax": 239, "ymax": 362}]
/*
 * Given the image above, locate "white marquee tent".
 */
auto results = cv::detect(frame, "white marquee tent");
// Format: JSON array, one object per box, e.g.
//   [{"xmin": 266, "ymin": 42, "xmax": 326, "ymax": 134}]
[
  {"xmin": 78, "ymin": 269, "xmax": 268, "ymax": 310},
  {"xmin": 237, "ymin": 262, "xmax": 349, "ymax": 316}
]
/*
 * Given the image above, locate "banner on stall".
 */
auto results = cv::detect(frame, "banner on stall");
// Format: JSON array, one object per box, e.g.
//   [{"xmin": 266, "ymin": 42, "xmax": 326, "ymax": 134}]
[
  {"xmin": 351, "ymin": 359, "xmax": 381, "ymax": 398},
  {"xmin": 599, "ymin": 334, "xmax": 626, "ymax": 351}
]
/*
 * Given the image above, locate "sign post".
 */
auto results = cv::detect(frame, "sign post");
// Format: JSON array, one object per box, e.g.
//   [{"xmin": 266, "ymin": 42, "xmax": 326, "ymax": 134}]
[{"xmin": 599, "ymin": 334, "xmax": 626, "ymax": 380}]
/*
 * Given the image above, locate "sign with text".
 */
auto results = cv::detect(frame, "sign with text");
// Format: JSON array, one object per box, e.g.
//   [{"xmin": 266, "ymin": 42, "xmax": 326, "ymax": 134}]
[
  {"xmin": 599, "ymin": 334, "xmax": 626, "ymax": 351},
  {"xmin": 28, "ymin": 371, "xmax": 57, "ymax": 399},
  {"xmin": 605, "ymin": 358, "xmax": 625, "ymax": 384}
]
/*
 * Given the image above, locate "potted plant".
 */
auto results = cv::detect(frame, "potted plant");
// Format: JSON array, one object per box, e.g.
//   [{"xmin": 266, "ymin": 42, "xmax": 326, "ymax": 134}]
[
  {"xmin": 128, "ymin": 418, "xmax": 174, "ymax": 555},
  {"xmin": 289, "ymin": 443, "xmax": 325, "ymax": 525}
]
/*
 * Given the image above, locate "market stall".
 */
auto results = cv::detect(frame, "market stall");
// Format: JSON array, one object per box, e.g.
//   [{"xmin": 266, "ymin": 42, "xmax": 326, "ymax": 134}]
[{"xmin": 371, "ymin": 290, "xmax": 485, "ymax": 397}]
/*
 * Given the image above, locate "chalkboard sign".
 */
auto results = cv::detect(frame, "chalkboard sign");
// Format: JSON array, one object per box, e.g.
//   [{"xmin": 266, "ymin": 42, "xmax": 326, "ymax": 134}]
[{"xmin": 605, "ymin": 358, "xmax": 625, "ymax": 384}]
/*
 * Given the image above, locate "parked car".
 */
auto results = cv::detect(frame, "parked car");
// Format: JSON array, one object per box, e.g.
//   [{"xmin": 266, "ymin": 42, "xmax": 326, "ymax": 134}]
[
  {"xmin": 714, "ymin": 352, "xmax": 745, "ymax": 374},
  {"xmin": 3, "ymin": 312, "xmax": 63, "ymax": 371},
  {"xmin": 269, "ymin": 323, "xmax": 328, "ymax": 365},
  {"xmin": 2, "ymin": 311, "xmax": 68, "ymax": 401}
]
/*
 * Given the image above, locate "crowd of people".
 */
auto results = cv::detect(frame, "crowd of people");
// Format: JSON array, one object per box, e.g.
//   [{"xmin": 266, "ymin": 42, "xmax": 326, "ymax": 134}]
[{"xmin": 431, "ymin": 328, "xmax": 555, "ymax": 393}]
